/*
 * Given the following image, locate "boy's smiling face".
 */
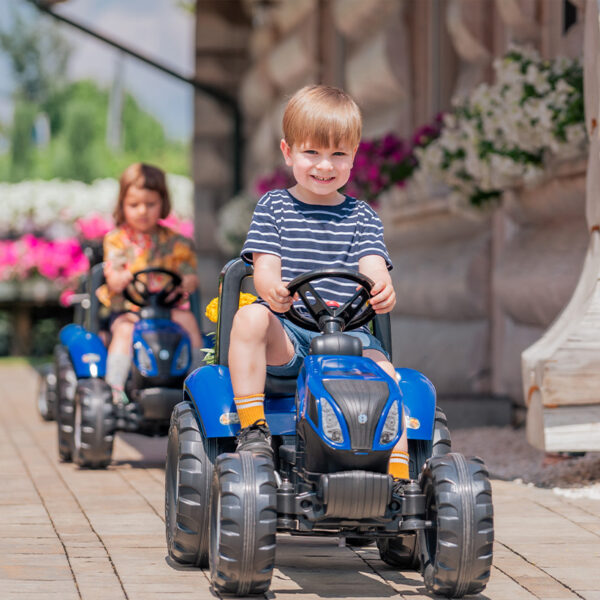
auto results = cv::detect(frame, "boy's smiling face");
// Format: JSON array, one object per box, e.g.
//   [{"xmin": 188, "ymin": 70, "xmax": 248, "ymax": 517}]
[{"xmin": 280, "ymin": 138, "xmax": 357, "ymax": 203}]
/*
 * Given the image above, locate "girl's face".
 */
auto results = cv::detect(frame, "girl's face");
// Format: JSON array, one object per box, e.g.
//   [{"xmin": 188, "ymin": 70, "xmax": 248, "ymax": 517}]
[
  {"xmin": 280, "ymin": 138, "xmax": 357, "ymax": 203},
  {"xmin": 122, "ymin": 186, "xmax": 163, "ymax": 233}
]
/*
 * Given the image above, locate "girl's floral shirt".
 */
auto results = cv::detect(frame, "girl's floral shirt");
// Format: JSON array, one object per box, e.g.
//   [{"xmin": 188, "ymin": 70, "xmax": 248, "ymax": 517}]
[{"xmin": 96, "ymin": 224, "xmax": 197, "ymax": 311}]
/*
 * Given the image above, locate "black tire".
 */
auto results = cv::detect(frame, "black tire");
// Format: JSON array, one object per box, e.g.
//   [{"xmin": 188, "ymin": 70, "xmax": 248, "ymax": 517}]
[
  {"xmin": 165, "ymin": 401, "xmax": 231, "ymax": 567},
  {"xmin": 72, "ymin": 379, "xmax": 115, "ymax": 468},
  {"xmin": 209, "ymin": 452, "xmax": 277, "ymax": 596},
  {"xmin": 378, "ymin": 407, "xmax": 451, "ymax": 570},
  {"xmin": 377, "ymin": 535, "xmax": 420, "ymax": 570},
  {"xmin": 419, "ymin": 453, "xmax": 494, "ymax": 598},
  {"xmin": 55, "ymin": 345, "xmax": 77, "ymax": 462},
  {"xmin": 408, "ymin": 406, "xmax": 451, "ymax": 479},
  {"xmin": 38, "ymin": 365, "xmax": 57, "ymax": 421},
  {"xmin": 346, "ymin": 537, "xmax": 375, "ymax": 547}
]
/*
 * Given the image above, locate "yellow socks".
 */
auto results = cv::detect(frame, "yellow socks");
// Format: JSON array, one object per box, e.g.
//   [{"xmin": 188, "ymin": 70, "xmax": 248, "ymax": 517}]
[
  {"xmin": 234, "ymin": 393, "xmax": 266, "ymax": 428},
  {"xmin": 388, "ymin": 449, "xmax": 410, "ymax": 480}
]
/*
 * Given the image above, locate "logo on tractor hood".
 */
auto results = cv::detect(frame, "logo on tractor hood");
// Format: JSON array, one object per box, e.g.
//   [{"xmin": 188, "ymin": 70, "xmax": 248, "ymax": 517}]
[
  {"xmin": 81, "ymin": 353, "xmax": 101, "ymax": 363},
  {"xmin": 220, "ymin": 412, "xmax": 240, "ymax": 425}
]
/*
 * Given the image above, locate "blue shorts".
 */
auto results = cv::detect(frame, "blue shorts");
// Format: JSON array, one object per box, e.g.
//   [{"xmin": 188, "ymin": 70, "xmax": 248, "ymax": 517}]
[{"xmin": 267, "ymin": 315, "xmax": 390, "ymax": 377}]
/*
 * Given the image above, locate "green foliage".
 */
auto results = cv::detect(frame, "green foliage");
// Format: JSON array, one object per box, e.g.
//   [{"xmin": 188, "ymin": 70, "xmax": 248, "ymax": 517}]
[
  {"xmin": 0, "ymin": 311, "xmax": 12, "ymax": 356},
  {"xmin": 0, "ymin": 5, "xmax": 71, "ymax": 103},
  {"xmin": 0, "ymin": 79, "xmax": 190, "ymax": 182},
  {"xmin": 0, "ymin": 7, "xmax": 190, "ymax": 183},
  {"xmin": 9, "ymin": 102, "xmax": 37, "ymax": 181},
  {"xmin": 30, "ymin": 318, "xmax": 61, "ymax": 358},
  {"xmin": 201, "ymin": 332, "xmax": 216, "ymax": 365}
]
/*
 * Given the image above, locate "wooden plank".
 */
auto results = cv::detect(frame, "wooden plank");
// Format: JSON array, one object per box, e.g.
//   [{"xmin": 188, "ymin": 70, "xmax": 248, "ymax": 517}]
[{"xmin": 543, "ymin": 404, "xmax": 600, "ymax": 451}]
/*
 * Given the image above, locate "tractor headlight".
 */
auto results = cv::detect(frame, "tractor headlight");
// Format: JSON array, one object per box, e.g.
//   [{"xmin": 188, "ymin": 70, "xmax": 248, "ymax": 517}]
[
  {"xmin": 134, "ymin": 342, "xmax": 154, "ymax": 374},
  {"xmin": 320, "ymin": 397, "xmax": 344, "ymax": 444},
  {"xmin": 174, "ymin": 341, "xmax": 190, "ymax": 372},
  {"xmin": 379, "ymin": 400, "xmax": 399, "ymax": 445}
]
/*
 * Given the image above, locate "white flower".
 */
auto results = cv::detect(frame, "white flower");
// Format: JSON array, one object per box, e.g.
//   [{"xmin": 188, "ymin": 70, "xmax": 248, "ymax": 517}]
[
  {"xmin": 415, "ymin": 44, "xmax": 586, "ymax": 207},
  {"xmin": 0, "ymin": 175, "xmax": 194, "ymax": 236},
  {"xmin": 216, "ymin": 193, "xmax": 257, "ymax": 255}
]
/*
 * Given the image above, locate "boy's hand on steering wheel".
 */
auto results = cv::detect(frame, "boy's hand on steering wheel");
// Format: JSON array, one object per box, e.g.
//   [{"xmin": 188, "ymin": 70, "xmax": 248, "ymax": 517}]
[
  {"xmin": 369, "ymin": 279, "xmax": 396, "ymax": 314},
  {"xmin": 265, "ymin": 282, "xmax": 293, "ymax": 313}
]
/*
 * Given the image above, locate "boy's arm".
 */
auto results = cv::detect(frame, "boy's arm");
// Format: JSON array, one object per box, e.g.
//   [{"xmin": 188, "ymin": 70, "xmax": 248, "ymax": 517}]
[
  {"xmin": 358, "ymin": 254, "xmax": 396, "ymax": 314},
  {"xmin": 253, "ymin": 252, "xmax": 293, "ymax": 313}
]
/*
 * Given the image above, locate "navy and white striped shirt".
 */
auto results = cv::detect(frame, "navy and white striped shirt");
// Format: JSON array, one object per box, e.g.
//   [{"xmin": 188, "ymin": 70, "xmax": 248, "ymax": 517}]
[{"xmin": 241, "ymin": 189, "xmax": 392, "ymax": 308}]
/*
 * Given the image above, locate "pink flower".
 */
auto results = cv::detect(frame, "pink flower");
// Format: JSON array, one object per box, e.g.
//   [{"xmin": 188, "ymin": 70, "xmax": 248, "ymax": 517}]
[
  {"xmin": 59, "ymin": 288, "xmax": 75, "ymax": 307},
  {"xmin": 75, "ymin": 214, "xmax": 113, "ymax": 240},
  {"xmin": 159, "ymin": 213, "xmax": 194, "ymax": 239}
]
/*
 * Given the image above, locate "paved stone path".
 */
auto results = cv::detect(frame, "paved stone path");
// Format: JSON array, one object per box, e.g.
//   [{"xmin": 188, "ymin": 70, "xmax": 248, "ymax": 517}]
[{"xmin": 1, "ymin": 363, "xmax": 600, "ymax": 599}]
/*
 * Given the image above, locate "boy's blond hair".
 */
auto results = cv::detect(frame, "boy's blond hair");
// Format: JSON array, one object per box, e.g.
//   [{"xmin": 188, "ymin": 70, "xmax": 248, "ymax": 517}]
[{"xmin": 282, "ymin": 85, "xmax": 362, "ymax": 150}]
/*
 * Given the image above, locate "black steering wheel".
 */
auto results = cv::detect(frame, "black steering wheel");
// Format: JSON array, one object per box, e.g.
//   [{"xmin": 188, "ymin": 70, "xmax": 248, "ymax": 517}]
[
  {"xmin": 122, "ymin": 268, "xmax": 183, "ymax": 309},
  {"xmin": 285, "ymin": 269, "xmax": 375, "ymax": 333}
]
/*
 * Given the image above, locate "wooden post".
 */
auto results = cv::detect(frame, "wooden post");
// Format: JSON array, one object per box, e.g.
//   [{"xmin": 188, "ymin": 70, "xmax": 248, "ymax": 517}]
[
  {"xmin": 11, "ymin": 303, "xmax": 32, "ymax": 356},
  {"xmin": 521, "ymin": 0, "xmax": 600, "ymax": 452}
]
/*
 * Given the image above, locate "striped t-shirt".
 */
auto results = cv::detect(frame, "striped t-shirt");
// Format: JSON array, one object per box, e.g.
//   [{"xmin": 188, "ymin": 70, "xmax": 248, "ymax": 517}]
[{"xmin": 241, "ymin": 189, "xmax": 392, "ymax": 308}]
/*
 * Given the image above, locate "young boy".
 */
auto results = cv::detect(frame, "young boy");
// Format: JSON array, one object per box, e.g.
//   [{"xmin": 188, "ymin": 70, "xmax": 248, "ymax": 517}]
[{"xmin": 229, "ymin": 84, "xmax": 409, "ymax": 480}]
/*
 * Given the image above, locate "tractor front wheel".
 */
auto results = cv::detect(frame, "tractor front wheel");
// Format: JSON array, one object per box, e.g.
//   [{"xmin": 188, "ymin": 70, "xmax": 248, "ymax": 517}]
[
  {"xmin": 165, "ymin": 401, "xmax": 230, "ymax": 567},
  {"xmin": 72, "ymin": 379, "xmax": 115, "ymax": 468},
  {"xmin": 55, "ymin": 346, "xmax": 77, "ymax": 462},
  {"xmin": 209, "ymin": 452, "xmax": 277, "ymax": 596},
  {"xmin": 419, "ymin": 453, "xmax": 494, "ymax": 598}
]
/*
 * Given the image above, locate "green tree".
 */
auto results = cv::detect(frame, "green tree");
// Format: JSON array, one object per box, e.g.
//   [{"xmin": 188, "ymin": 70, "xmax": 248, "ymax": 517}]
[
  {"xmin": 9, "ymin": 101, "xmax": 37, "ymax": 181},
  {"xmin": 0, "ymin": 6, "xmax": 71, "ymax": 104},
  {"xmin": 0, "ymin": 7, "xmax": 190, "ymax": 182},
  {"xmin": 0, "ymin": 5, "xmax": 71, "ymax": 180}
]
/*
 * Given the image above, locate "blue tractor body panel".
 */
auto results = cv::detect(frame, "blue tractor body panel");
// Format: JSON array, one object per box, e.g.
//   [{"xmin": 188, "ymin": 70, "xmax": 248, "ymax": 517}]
[
  {"xmin": 396, "ymin": 367, "xmax": 436, "ymax": 440},
  {"xmin": 59, "ymin": 324, "xmax": 107, "ymax": 378},
  {"xmin": 297, "ymin": 355, "xmax": 403, "ymax": 451},
  {"xmin": 132, "ymin": 318, "xmax": 191, "ymax": 377},
  {"xmin": 186, "ymin": 357, "xmax": 437, "ymax": 443},
  {"xmin": 185, "ymin": 365, "xmax": 296, "ymax": 438}
]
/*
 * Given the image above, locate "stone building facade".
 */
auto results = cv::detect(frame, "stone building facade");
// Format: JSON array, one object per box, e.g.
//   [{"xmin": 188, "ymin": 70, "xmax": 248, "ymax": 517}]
[{"xmin": 191, "ymin": 0, "xmax": 588, "ymax": 416}]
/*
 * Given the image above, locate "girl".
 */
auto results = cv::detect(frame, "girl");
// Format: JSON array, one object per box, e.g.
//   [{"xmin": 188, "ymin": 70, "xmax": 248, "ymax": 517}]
[{"xmin": 97, "ymin": 162, "xmax": 202, "ymax": 403}]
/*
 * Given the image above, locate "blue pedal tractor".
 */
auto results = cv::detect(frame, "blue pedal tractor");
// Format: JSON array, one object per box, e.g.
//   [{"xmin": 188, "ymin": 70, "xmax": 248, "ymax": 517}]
[
  {"xmin": 165, "ymin": 259, "xmax": 494, "ymax": 598},
  {"xmin": 53, "ymin": 264, "xmax": 203, "ymax": 468}
]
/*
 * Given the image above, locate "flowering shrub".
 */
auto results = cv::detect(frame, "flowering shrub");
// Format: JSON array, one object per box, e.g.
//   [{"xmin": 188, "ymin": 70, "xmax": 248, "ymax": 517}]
[
  {"xmin": 254, "ymin": 166, "xmax": 294, "ymax": 197},
  {"xmin": 0, "ymin": 176, "xmax": 195, "ymax": 297},
  {"xmin": 0, "ymin": 175, "xmax": 193, "ymax": 236},
  {"xmin": 0, "ymin": 235, "xmax": 89, "ymax": 283},
  {"xmin": 415, "ymin": 46, "xmax": 586, "ymax": 207},
  {"xmin": 202, "ymin": 292, "xmax": 257, "ymax": 364},
  {"xmin": 345, "ymin": 120, "xmax": 442, "ymax": 204},
  {"xmin": 205, "ymin": 292, "xmax": 257, "ymax": 323},
  {"xmin": 216, "ymin": 192, "xmax": 258, "ymax": 257}
]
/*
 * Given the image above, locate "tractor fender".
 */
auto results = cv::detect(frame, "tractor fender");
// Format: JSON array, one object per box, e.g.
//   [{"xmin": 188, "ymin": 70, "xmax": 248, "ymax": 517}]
[
  {"xmin": 185, "ymin": 365, "xmax": 296, "ymax": 438},
  {"xmin": 396, "ymin": 368, "xmax": 436, "ymax": 441},
  {"xmin": 59, "ymin": 324, "xmax": 106, "ymax": 378}
]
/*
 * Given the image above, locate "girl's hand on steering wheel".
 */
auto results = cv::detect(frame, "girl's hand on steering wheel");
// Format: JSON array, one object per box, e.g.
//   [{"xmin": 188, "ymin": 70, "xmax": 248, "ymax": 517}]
[
  {"xmin": 180, "ymin": 274, "xmax": 199, "ymax": 294},
  {"xmin": 106, "ymin": 267, "xmax": 133, "ymax": 294}
]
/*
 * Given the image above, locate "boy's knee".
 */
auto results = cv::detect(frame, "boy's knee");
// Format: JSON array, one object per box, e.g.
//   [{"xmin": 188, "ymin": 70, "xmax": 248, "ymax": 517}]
[{"xmin": 232, "ymin": 304, "xmax": 271, "ymax": 339}]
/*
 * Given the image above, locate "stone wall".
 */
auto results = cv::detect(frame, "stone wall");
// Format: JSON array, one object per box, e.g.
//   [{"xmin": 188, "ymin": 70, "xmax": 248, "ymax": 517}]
[{"xmin": 193, "ymin": 0, "xmax": 587, "ymax": 405}]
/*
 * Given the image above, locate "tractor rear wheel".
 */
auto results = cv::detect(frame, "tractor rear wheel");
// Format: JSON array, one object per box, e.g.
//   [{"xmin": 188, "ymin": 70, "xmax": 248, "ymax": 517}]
[
  {"xmin": 165, "ymin": 401, "xmax": 231, "ymax": 567},
  {"xmin": 38, "ymin": 365, "xmax": 57, "ymax": 421},
  {"xmin": 377, "ymin": 534, "xmax": 420, "ymax": 570},
  {"xmin": 408, "ymin": 406, "xmax": 451, "ymax": 479}
]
